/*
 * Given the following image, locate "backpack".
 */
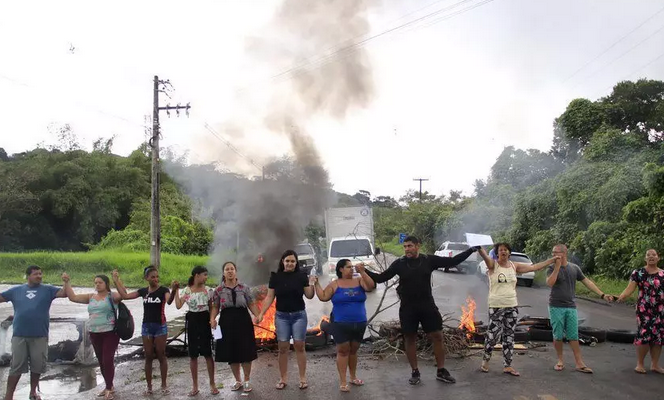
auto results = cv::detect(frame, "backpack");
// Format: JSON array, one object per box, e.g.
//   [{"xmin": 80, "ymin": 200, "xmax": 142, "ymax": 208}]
[{"xmin": 108, "ymin": 296, "xmax": 135, "ymax": 340}]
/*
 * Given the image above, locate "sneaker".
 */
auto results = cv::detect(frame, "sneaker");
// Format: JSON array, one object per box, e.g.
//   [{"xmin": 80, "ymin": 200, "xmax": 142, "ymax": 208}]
[
  {"xmin": 409, "ymin": 369, "xmax": 421, "ymax": 385},
  {"xmin": 436, "ymin": 368, "xmax": 456, "ymax": 383}
]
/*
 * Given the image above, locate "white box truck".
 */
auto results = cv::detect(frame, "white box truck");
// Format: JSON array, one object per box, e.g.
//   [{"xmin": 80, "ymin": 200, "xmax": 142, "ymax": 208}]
[{"xmin": 324, "ymin": 206, "xmax": 380, "ymax": 277}]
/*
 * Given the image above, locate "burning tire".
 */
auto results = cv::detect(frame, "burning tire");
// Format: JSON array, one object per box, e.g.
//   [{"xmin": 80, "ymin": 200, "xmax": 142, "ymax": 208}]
[
  {"xmin": 606, "ymin": 329, "xmax": 636, "ymax": 344},
  {"xmin": 578, "ymin": 327, "xmax": 607, "ymax": 343},
  {"xmin": 528, "ymin": 326, "xmax": 553, "ymax": 342}
]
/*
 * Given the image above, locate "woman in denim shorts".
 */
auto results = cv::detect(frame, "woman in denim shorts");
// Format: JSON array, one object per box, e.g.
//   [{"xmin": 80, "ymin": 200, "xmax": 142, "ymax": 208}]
[
  {"xmin": 257, "ymin": 250, "xmax": 315, "ymax": 390},
  {"xmin": 113, "ymin": 267, "xmax": 172, "ymax": 396}
]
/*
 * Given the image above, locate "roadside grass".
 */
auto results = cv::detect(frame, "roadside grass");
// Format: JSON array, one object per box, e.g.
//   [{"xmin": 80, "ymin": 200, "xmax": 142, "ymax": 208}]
[
  {"xmin": 378, "ymin": 238, "xmax": 404, "ymax": 257},
  {"xmin": 0, "ymin": 251, "xmax": 212, "ymax": 287}
]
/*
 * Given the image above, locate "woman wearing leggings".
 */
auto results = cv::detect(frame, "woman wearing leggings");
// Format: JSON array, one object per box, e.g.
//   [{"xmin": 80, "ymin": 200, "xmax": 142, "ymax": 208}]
[
  {"xmin": 477, "ymin": 244, "xmax": 558, "ymax": 376},
  {"xmin": 61, "ymin": 273, "xmax": 120, "ymax": 400},
  {"xmin": 171, "ymin": 266, "xmax": 219, "ymax": 396}
]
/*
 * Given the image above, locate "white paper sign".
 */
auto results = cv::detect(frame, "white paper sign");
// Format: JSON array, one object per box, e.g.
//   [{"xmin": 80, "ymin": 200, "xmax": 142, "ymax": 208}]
[
  {"xmin": 213, "ymin": 326, "xmax": 222, "ymax": 340},
  {"xmin": 465, "ymin": 233, "xmax": 494, "ymax": 247}
]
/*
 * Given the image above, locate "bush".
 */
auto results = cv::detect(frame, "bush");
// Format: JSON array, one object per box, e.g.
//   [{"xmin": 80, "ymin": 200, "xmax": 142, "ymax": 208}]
[{"xmin": 0, "ymin": 251, "xmax": 211, "ymax": 287}]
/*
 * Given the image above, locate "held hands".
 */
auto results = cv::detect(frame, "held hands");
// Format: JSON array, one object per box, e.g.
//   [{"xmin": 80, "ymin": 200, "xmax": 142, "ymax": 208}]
[
  {"xmin": 602, "ymin": 294, "xmax": 616, "ymax": 303},
  {"xmin": 253, "ymin": 314, "xmax": 263, "ymax": 324},
  {"xmin": 309, "ymin": 275, "xmax": 318, "ymax": 286},
  {"xmin": 61, "ymin": 273, "xmax": 70, "ymax": 283},
  {"xmin": 112, "ymin": 269, "xmax": 120, "ymax": 281},
  {"xmin": 171, "ymin": 280, "xmax": 180, "ymax": 290},
  {"xmin": 355, "ymin": 262, "xmax": 366, "ymax": 274}
]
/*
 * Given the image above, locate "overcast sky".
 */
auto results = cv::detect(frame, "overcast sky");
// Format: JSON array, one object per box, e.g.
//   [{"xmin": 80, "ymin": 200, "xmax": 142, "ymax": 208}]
[{"xmin": 2, "ymin": 0, "xmax": 664, "ymax": 199}]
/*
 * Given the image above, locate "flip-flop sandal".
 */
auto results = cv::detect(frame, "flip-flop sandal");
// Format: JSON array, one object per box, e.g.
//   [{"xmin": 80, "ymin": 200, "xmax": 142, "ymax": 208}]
[
  {"xmin": 340, "ymin": 384, "xmax": 350, "ymax": 392},
  {"xmin": 635, "ymin": 368, "xmax": 647, "ymax": 374},
  {"xmin": 210, "ymin": 387, "xmax": 220, "ymax": 395},
  {"xmin": 188, "ymin": 389, "xmax": 200, "ymax": 397},
  {"xmin": 480, "ymin": 363, "xmax": 489, "ymax": 373},
  {"xmin": 503, "ymin": 368, "xmax": 520, "ymax": 376},
  {"xmin": 299, "ymin": 382, "xmax": 309, "ymax": 390},
  {"xmin": 554, "ymin": 363, "xmax": 564, "ymax": 371},
  {"xmin": 650, "ymin": 368, "xmax": 664, "ymax": 374},
  {"xmin": 275, "ymin": 381, "xmax": 287, "ymax": 390},
  {"xmin": 98, "ymin": 390, "xmax": 108, "ymax": 397},
  {"xmin": 575, "ymin": 366, "xmax": 593, "ymax": 374},
  {"xmin": 243, "ymin": 382, "xmax": 253, "ymax": 393},
  {"xmin": 143, "ymin": 389, "xmax": 153, "ymax": 396},
  {"xmin": 105, "ymin": 392, "xmax": 115, "ymax": 400},
  {"xmin": 161, "ymin": 388, "xmax": 171, "ymax": 395},
  {"xmin": 29, "ymin": 395, "xmax": 42, "ymax": 400},
  {"xmin": 231, "ymin": 382, "xmax": 243, "ymax": 391},
  {"xmin": 350, "ymin": 379, "xmax": 364, "ymax": 386}
]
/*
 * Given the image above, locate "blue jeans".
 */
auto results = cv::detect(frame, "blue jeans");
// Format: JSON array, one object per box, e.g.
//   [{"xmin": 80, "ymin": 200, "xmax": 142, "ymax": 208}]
[{"xmin": 275, "ymin": 310, "xmax": 307, "ymax": 342}]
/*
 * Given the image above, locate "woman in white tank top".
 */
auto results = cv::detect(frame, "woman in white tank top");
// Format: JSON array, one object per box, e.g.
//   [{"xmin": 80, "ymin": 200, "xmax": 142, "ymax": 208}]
[{"xmin": 477, "ymin": 244, "xmax": 559, "ymax": 376}]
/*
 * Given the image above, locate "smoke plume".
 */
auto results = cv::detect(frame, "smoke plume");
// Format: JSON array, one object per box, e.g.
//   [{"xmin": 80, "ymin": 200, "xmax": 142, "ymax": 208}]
[{"xmin": 169, "ymin": 0, "xmax": 376, "ymax": 285}]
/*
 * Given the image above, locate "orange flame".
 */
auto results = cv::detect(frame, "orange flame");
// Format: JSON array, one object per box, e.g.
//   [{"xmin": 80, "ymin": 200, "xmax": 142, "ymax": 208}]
[
  {"xmin": 310, "ymin": 315, "xmax": 330, "ymax": 336},
  {"xmin": 458, "ymin": 296, "xmax": 476, "ymax": 338},
  {"xmin": 254, "ymin": 302, "xmax": 277, "ymax": 341}
]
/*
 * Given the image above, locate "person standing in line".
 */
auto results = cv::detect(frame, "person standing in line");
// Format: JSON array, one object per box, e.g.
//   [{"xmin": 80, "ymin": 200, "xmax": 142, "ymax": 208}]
[
  {"xmin": 313, "ymin": 259, "xmax": 375, "ymax": 392},
  {"xmin": 256, "ymin": 250, "xmax": 315, "ymax": 390},
  {"xmin": 364, "ymin": 236, "xmax": 478, "ymax": 385},
  {"xmin": 0, "ymin": 266, "xmax": 66, "ymax": 400},
  {"xmin": 209, "ymin": 262, "xmax": 261, "ymax": 393},
  {"xmin": 61, "ymin": 273, "xmax": 121, "ymax": 399},
  {"xmin": 617, "ymin": 249, "xmax": 664, "ymax": 374},
  {"xmin": 546, "ymin": 244, "xmax": 614, "ymax": 373},
  {"xmin": 477, "ymin": 244, "xmax": 559, "ymax": 376},
  {"xmin": 112, "ymin": 267, "xmax": 171, "ymax": 395},
  {"xmin": 171, "ymin": 266, "xmax": 219, "ymax": 396}
]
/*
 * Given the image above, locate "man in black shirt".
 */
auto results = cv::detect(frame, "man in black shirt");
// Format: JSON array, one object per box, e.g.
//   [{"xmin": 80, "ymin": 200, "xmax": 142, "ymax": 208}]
[{"xmin": 365, "ymin": 236, "xmax": 477, "ymax": 385}]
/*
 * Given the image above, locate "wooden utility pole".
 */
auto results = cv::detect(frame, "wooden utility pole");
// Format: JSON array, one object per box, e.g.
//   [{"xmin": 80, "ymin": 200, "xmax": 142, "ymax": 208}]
[
  {"xmin": 413, "ymin": 178, "xmax": 429, "ymax": 201},
  {"xmin": 149, "ymin": 75, "xmax": 191, "ymax": 269}
]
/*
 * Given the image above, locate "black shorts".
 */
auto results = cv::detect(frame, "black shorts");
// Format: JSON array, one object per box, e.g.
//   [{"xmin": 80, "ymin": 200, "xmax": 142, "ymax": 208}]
[
  {"xmin": 399, "ymin": 303, "xmax": 443, "ymax": 334},
  {"xmin": 186, "ymin": 311, "xmax": 212, "ymax": 358},
  {"xmin": 332, "ymin": 322, "xmax": 367, "ymax": 344}
]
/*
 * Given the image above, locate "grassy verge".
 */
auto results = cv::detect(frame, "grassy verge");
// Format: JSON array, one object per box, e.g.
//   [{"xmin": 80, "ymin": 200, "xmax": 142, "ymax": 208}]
[
  {"xmin": 576, "ymin": 275, "xmax": 635, "ymax": 303},
  {"xmin": 377, "ymin": 238, "xmax": 404, "ymax": 257},
  {"xmin": 0, "ymin": 251, "xmax": 211, "ymax": 288}
]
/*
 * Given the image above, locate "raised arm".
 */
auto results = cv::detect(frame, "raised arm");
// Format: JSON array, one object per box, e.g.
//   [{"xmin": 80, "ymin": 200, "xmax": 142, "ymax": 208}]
[
  {"xmin": 365, "ymin": 260, "xmax": 400, "ymax": 284},
  {"xmin": 111, "ymin": 269, "xmax": 141, "ymax": 300},
  {"xmin": 304, "ymin": 276, "xmax": 315, "ymax": 300},
  {"xmin": 515, "ymin": 256, "xmax": 559, "ymax": 274},
  {"xmin": 314, "ymin": 279, "xmax": 337, "ymax": 302},
  {"xmin": 477, "ymin": 248, "xmax": 495, "ymax": 271},
  {"xmin": 430, "ymin": 248, "xmax": 476, "ymax": 270},
  {"xmin": 355, "ymin": 263, "xmax": 375, "ymax": 292},
  {"xmin": 618, "ymin": 281, "xmax": 638, "ymax": 302},
  {"xmin": 546, "ymin": 258, "xmax": 562, "ymax": 287},
  {"xmin": 61, "ymin": 273, "xmax": 92, "ymax": 304},
  {"xmin": 172, "ymin": 285, "xmax": 186, "ymax": 310}
]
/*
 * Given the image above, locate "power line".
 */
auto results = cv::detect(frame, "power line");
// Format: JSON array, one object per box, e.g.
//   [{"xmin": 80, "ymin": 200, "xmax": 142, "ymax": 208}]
[
  {"xmin": 237, "ymin": 0, "xmax": 495, "ymax": 92},
  {"xmin": 202, "ymin": 122, "xmax": 264, "ymax": 175},
  {"xmin": 593, "ymin": 48, "xmax": 664, "ymax": 99},
  {"xmin": 572, "ymin": 20, "xmax": 664, "ymax": 89},
  {"xmin": 0, "ymin": 73, "xmax": 148, "ymax": 129},
  {"xmin": 562, "ymin": 4, "xmax": 664, "ymax": 84}
]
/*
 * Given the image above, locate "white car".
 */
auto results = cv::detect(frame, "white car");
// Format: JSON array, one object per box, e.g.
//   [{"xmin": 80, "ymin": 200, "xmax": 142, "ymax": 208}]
[
  {"xmin": 476, "ymin": 251, "xmax": 535, "ymax": 287},
  {"xmin": 434, "ymin": 241, "xmax": 478, "ymax": 273}
]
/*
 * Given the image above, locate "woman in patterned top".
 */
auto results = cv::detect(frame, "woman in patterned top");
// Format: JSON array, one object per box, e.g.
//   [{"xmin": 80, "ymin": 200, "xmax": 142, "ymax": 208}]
[
  {"xmin": 209, "ymin": 262, "xmax": 261, "ymax": 393},
  {"xmin": 61, "ymin": 273, "xmax": 121, "ymax": 400},
  {"xmin": 171, "ymin": 266, "xmax": 219, "ymax": 396},
  {"xmin": 618, "ymin": 249, "xmax": 664, "ymax": 374}
]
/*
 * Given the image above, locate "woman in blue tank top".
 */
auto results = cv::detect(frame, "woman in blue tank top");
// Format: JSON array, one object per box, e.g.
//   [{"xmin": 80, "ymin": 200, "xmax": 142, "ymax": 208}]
[{"xmin": 313, "ymin": 259, "xmax": 375, "ymax": 392}]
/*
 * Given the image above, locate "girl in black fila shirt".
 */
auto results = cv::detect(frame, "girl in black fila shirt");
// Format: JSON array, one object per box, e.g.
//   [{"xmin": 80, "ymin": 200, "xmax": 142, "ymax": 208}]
[{"xmin": 113, "ymin": 267, "xmax": 172, "ymax": 396}]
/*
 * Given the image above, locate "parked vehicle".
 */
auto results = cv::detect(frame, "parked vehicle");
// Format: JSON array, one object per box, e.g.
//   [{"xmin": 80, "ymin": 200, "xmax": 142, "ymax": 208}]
[
  {"xmin": 476, "ymin": 251, "xmax": 535, "ymax": 287},
  {"xmin": 324, "ymin": 207, "xmax": 379, "ymax": 278},
  {"xmin": 434, "ymin": 241, "xmax": 478, "ymax": 273},
  {"xmin": 294, "ymin": 242, "xmax": 318, "ymax": 275}
]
